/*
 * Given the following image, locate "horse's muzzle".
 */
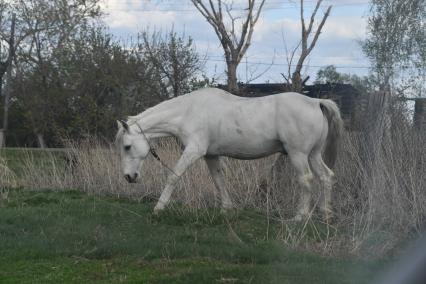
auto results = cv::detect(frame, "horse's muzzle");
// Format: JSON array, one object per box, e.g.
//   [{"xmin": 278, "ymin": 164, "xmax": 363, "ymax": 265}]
[{"xmin": 124, "ymin": 174, "xmax": 138, "ymax": 183}]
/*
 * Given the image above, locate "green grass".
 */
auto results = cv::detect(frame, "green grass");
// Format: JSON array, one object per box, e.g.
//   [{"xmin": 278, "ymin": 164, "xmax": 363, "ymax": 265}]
[
  {"xmin": 0, "ymin": 148, "xmax": 67, "ymax": 176},
  {"xmin": 0, "ymin": 189, "xmax": 385, "ymax": 283}
]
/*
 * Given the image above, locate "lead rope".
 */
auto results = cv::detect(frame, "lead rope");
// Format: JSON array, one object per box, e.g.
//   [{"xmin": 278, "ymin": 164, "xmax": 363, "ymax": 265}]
[{"xmin": 134, "ymin": 121, "xmax": 180, "ymax": 178}]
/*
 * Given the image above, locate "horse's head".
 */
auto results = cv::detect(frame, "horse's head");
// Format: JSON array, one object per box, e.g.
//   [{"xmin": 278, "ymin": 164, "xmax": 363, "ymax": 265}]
[{"xmin": 116, "ymin": 120, "xmax": 150, "ymax": 183}]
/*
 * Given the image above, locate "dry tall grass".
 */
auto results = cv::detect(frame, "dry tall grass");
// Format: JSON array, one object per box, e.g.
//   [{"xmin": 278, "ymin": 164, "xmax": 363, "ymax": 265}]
[
  {"xmin": 0, "ymin": 156, "xmax": 17, "ymax": 199},
  {"xmin": 6, "ymin": 105, "xmax": 426, "ymax": 256}
]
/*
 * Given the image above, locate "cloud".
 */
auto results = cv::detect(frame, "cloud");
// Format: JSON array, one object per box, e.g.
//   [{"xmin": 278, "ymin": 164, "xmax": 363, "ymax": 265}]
[
  {"xmin": 101, "ymin": 0, "xmax": 180, "ymax": 31},
  {"xmin": 100, "ymin": 0, "xmax": 371, "ymax": 82},
  {"xmin": 322, "ymin": 17, "xmax": 367, "ymax": 40}
]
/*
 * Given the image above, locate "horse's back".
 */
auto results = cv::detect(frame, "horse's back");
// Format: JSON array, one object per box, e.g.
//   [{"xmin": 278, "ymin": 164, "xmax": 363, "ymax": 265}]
[
  {"xmin": 184, "ymin": 87, "xmax": 249, "ymax": 104},
  {"xmin": 181, "ymin": 88, "xmax": 323, "ymax": 136},
  {"xmin": 186, "ymin": 88, "xmax": 318, "ymax": 107}
]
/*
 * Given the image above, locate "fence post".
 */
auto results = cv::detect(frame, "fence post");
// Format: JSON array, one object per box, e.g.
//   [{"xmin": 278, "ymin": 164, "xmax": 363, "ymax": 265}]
[
  {"xmin": 0, "ymin": 129, "xmax": 4, "ymax": 148},
  {"xmin": 413, "ymin": 98, "xmax": 426, "ymax": 131}
]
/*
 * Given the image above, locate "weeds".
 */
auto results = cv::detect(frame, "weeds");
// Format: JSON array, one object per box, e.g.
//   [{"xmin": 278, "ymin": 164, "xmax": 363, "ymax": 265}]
[{"xmin": 0, "ymin": 156, "xmax": 17, "ymax": 200}]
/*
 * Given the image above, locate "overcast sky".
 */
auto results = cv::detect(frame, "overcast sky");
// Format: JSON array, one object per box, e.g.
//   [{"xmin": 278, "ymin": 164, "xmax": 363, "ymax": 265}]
[{"xmin": 100, "ymin": 0, "xmax": 372, "ymax": 84}]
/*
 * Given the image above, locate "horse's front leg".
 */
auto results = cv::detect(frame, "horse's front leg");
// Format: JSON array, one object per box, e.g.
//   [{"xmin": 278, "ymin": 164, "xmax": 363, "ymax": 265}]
[{"xmin": 153, "ymin": 144, "xmax": 205, "ymax": 213}]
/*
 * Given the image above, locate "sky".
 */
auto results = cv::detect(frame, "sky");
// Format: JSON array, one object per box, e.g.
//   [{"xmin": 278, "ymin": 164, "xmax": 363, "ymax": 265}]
[{"xmin": 100, "ymin": 0, "xmax": 372, "ymax": 84}]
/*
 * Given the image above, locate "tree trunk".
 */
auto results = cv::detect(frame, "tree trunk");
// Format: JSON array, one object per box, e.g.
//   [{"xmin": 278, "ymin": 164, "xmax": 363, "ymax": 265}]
[
  {"xmin": 227, "ymin": 62, "xmax": 239, "ymax": 94},
  {"xmin": 1, "ymin": 13, "xmax": 16, "ymax": 149},
  {"xmin": 0, "ymin": 130, "xmax": 4, "ymax": 148},
  {"xmin": 1, "ymin": 63, "xmax": 13, "ymax": 148},
  {"xmin": 414, "ymin": 99, "xmax": 426, "ymax": 130},
  {"xmin": 291, "ymin": 71, "xmax": 303, "ymax": 92},
  {"xmin": 37, "ymin": 133, "xmax": 46, "ymax": 148}
]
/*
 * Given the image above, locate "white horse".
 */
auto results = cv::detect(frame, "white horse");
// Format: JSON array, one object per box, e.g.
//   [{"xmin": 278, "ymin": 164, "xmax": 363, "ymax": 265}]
[{"xmin": 116, "ymin": 87, "xmax": 343, "ymax": 221}]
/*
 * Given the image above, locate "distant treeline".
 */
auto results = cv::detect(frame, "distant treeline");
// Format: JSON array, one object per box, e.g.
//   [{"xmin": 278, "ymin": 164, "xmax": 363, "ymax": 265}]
[{"xmin": 0, "ymin": 0, "xmax": 207, "ymax": 147}]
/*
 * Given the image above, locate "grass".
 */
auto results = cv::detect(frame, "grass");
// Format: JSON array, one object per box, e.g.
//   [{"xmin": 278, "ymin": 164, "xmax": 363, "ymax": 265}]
[
  {"xmin": 0, "ymin": 148, "xmax": 67, "ymax": 177},
  {"xmin": 0, "ymin": 189, "xmax": 386, "ymax": 283}
]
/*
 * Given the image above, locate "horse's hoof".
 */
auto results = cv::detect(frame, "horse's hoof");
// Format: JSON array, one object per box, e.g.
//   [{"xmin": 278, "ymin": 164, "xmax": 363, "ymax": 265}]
[
  {"xmin": 221, "ymin": 203, "xmax": 234, "ymax": 213},
  {"xmin": 153, "ymin": 205, "xmax": 164, "ymax": 215},
  {"xmin": 288, "ymin": 213, "xmax": 310, "ymax": 222},
  {"xmin": 323, "ymin": 214, "xmax": 334, "ymax": 224},
  {"xmin": 321, "ymin": 210, "xmax": 334, "ymax": 223},
  {"xmin": 292, "ymin": 214, "xmax": 304, "ymax": 222},
  {"xmin": 220, "ymin": 207, "xmax": 234, "ymax": 214}
]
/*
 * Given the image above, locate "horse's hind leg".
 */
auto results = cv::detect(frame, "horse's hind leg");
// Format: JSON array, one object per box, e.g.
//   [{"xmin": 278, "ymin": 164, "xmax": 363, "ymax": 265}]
[
  {"xmin": 289, "ymin": 151, "xmax": 314, "ymax": 221},
  {"xmin": 309, "ymin": 151, "xmax": 335, "ymax": 221},
  {"xmin": 154, "ymin": 144, "xmax": 205, "ymax": 213},
  {"xmin": 205, "ymin": 156, "xmax": 233, "ymax": 211}
]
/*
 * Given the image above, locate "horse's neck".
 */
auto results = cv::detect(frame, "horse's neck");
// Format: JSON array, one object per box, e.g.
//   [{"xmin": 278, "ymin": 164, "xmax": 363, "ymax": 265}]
[{"xmin": 134, "ymin": 100, "xmax": 182, "ymax": 139}]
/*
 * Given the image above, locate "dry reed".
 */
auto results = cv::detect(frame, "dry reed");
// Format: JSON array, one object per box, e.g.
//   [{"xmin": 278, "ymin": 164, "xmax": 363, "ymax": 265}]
[{"xmin": 0, "ymin": 156, "xmax": 17, "ymax": 199}]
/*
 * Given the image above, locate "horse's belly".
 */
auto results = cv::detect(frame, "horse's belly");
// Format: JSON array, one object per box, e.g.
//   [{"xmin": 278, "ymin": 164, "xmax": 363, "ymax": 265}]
[{"xmin": 207, "ymin": 139, "xmax": 283, "ymax": 160}]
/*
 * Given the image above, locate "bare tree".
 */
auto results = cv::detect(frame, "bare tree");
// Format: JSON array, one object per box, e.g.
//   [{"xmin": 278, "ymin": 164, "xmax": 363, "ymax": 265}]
[
  {"xmin": 281, "ymin": 0, "xmax": 331, "ymax": 92},
  {"xmin": 140, "ymin": 29, "xmax": 202, "ymax": 98},
  {"xmin": 191, "ymin": 0, "xmax": 266, "ymax": 93}
]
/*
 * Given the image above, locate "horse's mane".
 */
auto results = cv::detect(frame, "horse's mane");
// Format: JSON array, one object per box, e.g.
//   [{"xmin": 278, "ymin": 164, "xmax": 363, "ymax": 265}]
[
  {"xmin": 115, "ymin": 105, "xmax": 158, "ymax": 145},
  {"xmin": 127, "ymin": 94, "xmax": 188, "ymax": 124},
  {"xmin": 116, "ymin": 95, "xmax": 187, "ymax": 145}
]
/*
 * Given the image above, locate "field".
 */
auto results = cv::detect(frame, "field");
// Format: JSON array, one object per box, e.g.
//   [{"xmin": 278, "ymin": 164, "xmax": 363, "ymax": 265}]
[
  {"xmin": 0, "ymin": 189, "xmax": 385, "ymax": 283},
  {"xmin": 1, "ymin": 130, "xmax": 424, "ymax": 283}
]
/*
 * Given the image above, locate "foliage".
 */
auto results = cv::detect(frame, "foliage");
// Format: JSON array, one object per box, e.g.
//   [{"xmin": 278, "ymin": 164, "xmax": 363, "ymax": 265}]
[
  {"xmin": 314, "ymin": 65, "xmax": 377, "ymax": 93},
  {"xmin": 2, "ymin": 0, "xmax": 103, "ymax": 146},
  {"xmin": 0, "ymin": 1, "xmax": 202, "ymax": 146},
  {"xmin": 362, "ymin": 0, "xmax": 426, "ymax": 94}
]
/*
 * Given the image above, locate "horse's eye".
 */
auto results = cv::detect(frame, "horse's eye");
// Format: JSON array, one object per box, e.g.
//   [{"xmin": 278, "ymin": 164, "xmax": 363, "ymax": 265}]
[{"xmin": 124, "ymin": 145, "xmax": 131, "ymax": 151}]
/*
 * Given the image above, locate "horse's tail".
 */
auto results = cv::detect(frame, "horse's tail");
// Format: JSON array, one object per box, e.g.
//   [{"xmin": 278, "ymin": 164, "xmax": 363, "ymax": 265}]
[{"xmin": 319, "ymin": 99, "xmax": 344, "ymax": 168}]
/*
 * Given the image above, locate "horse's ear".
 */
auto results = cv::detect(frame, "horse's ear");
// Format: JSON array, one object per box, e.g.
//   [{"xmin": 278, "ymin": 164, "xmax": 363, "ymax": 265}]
[{"xmin": 117, "ymin": 120, "xmax": 129, "ymax": 132}]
